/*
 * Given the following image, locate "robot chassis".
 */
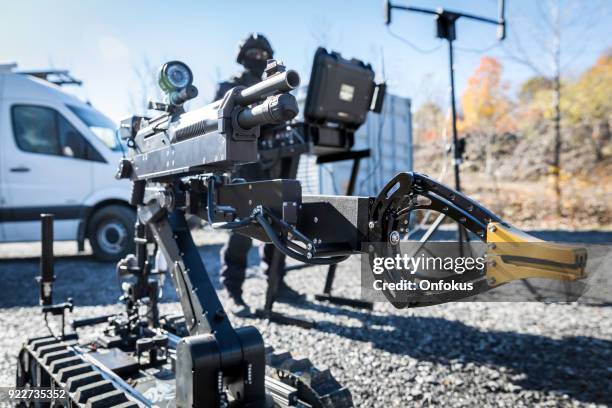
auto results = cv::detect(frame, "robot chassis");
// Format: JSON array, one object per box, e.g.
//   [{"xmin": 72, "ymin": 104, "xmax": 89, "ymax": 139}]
[{"xmin": 16, "ymin": 60, "xmax": 586, "ymax": 407}]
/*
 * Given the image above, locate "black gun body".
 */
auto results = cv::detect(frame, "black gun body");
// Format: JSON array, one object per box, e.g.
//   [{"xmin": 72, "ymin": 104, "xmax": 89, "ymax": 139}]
[
  {"xmin": 126, "ymin": 71, "xmax": 301, "ymax": 182},
  {"xmin": 131, "ymin": 129, "xmax": 257, "ymax": 181}
]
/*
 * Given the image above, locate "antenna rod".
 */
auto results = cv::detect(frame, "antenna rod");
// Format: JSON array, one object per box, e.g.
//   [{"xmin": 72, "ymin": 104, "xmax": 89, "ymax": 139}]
[{"xmin": 448, "ymin": 39, "xmax": 460, "ymax": 192}]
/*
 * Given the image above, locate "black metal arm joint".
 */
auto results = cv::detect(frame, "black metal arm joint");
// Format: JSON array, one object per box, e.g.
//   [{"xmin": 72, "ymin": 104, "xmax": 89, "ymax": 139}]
[{"xmin": 370, "ymin": 172, "xmax": 504, "ymax": 243}]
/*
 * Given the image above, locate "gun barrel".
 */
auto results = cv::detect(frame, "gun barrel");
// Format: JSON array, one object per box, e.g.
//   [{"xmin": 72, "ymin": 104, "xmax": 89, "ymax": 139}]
[
  {"xmin": 236, "ymin": 70, "xmax": 300, "ymax": 106},
  {"xmin": 237, "ymin": 93, "xmax": 299, "ymax": 129}
]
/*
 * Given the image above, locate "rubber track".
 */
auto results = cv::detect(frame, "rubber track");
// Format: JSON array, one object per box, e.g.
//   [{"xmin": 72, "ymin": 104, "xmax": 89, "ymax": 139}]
[
  {"xmin": 265, "ymin": 347, "xmax": 354, "ymax": 408},
  {"xmin": 17, "ymin": 335, "xmax": 140, "ymax": 408}
]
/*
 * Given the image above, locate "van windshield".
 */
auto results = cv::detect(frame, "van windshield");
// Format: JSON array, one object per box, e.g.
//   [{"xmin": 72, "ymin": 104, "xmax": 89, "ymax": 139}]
[{"xmin": 67, "ymin": 104, "xmax": 122, "ymax": 152}]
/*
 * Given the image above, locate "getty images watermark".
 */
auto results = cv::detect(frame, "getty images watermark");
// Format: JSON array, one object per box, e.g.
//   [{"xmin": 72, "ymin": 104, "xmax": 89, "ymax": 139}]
[
  {"xmin": 370, "ymin": 250, "xmax": 486, "ymax": 292},
  {"xmin": 360, "ymin": 241, "xmax": 611, "ymax": 305}
]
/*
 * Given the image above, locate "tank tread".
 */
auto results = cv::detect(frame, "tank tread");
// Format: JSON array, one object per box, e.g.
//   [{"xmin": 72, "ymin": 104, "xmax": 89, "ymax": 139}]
[
  {"xmin": 58, "ymin": 362, "xmax": 94, "ymax": 382},
  {"xmin": 29, "ymin": 335, "xmax": 63, "ymax": 351},
  {"xmin": 17, "ymin": 336, "xmax": 144, "ymax": 407},
  {"xmin": 85, "ymin": 390, "xmax": 129, "ymax": 408},
  {"xmin": 44, "ymin": 349, "xmax": 76, "ymax": 366},
  {"xmin": 75, "ymin": 380, "xmax": 116, "ymax": 403},
  {"xmin": 50, "ymin": 355, "xmax": 83, "ymax": 374},
  {"xmin": 109, "ymin": 402, "xmax": 140, "ymax": 408},
  {"xmin": 68, "ymin": 371, "xmax": 106, "ymax": 393},
  {"xmin": 265, "ymin": 347, "xmax": 354, "ymax": 408}
]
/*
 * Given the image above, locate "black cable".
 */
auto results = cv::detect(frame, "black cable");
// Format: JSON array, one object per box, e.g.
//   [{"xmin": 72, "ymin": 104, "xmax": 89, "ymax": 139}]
[
  {"xmin": 206, "ymin": 176, "xmax": 349, "ymax": 265},
  {"xmin": 455, "ymin": 42, "xmax": 500, "ymax": 54},
  {"xmin": 255, "ymin": 212, "xmax": 349, "ymax": 265},
  {"xmin": 387, "ymin": 26, "xmax": 443, "ymax": 54},
  {"xmin": 206, "ymin": 176, "xmax": 256, "ymax": 230},
  {"xmin": 44, "ymin": 313, "xmax": 56, "ymax": 338}
]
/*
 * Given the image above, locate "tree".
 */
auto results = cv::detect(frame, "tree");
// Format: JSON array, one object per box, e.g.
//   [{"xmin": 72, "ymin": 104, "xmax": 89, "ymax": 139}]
[
  {"xmin": 518, "ymin": 76, "xmax": 554, "ymax": 103},
  {"xmin": 564, "ymin": 50, "xmax": 612, "ymax": 160},
  {"xmin": 413, "ymin": 102, "xmax": 445, "ymax": 143},
  {"xmin": 459, "ymin": 56, "xmax": 514, "ymax": 174},
  {"xmin": 127, "ymin": 56, "xmax": 163, "ymax": 116},
  {"xmin": 501, "ymin": 0, "xmax": 611, "ymax": 214}
]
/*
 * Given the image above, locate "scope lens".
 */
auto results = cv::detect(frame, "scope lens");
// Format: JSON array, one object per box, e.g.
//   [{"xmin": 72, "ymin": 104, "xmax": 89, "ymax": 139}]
[{"xmin": 166, "ymin": 63, "xmax": 191, "ymax": 89}]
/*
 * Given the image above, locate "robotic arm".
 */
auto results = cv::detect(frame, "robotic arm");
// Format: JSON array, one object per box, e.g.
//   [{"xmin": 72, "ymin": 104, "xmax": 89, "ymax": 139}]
[
  {"xmin": 116, "ymin": 60, "xmax": 587, "ymax": 406},
  {"xmin": 368, "ymin": 172, "xmax": 586, "ymax": 306}
]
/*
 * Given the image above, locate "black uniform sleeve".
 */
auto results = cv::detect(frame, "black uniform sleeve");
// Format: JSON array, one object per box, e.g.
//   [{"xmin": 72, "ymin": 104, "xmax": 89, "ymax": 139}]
[
  {"xmin": 213, "ymin": 71, "xmax": 261, "ymax": 102},
  {"xmin": 213, "ymin": 81, "xmax": 234, "ymax": 102}
]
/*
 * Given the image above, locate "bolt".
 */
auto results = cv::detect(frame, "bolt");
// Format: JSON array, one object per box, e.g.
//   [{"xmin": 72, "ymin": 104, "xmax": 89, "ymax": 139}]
[
  {"xmin": 214, "ymin": 309, "xmax": 226, "ymax": 321},
  {"xmin": 313, "ymin": 217, "xmax": 318, "ymax": 223},
  {"xmin": 248, "ymin": 199, "xmax": 252, "ymax": 205},
  {"xmin": 489, "ymin": 225, "xmax": 497, "ymax": 233},
  {"xmin": 487, "ymin": 277, "xmax": 497, "ymax": 286},
  {"xmin": 389, "ymin": 231, "xmax": 401, "ymax": 245},
  {"xmin": 489, "ymin": 243, "xmax": 497, "ymax": 250},
  {"xmin": 306, "ymin": 252, "xmax": 313, "ymax": 259},
  {"xmin": 368, "ymin": 221, "xmax": 376, "ymax": 229}
]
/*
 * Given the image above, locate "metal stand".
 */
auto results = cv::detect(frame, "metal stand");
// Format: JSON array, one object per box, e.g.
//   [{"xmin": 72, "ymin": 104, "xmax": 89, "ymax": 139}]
[
  {"xmin": 384, "ymin": 2, "xmax": 506, "ymax": 249},
  {"xmin": 314, "ymin": 149, "xmax": 374, "ymax": 310},
  {"xmin": 38, "ymin": 214, "xmax": 74, "ymax": 339}
]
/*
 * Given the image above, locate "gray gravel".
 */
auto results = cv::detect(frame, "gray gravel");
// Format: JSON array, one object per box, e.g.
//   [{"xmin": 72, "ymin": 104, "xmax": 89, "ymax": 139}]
[{"xmin": 0, "ymin": 231, "xmax": 611, "ymax": 407}]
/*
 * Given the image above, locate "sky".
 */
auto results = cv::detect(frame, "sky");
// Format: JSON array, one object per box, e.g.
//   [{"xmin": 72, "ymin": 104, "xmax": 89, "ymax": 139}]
[{"xmin": 1, "ymin": 0, "xmax": 610, "ymax": 121}]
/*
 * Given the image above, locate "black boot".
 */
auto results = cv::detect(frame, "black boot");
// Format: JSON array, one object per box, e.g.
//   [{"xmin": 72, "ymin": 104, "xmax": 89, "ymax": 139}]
[
  {"xmin": 225, "ymin": 290, "xmax": 253, "ymax": 318},
  {"xmin": 276, "ymin": 281, "xmax": 306, "ymax": 303}
]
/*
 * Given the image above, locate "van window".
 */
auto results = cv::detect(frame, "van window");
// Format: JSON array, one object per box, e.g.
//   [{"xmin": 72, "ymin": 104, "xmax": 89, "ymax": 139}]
[
  {"xmin": 67, "ymin": 104, "xmax": 122, "ymax": 152},
  {"xmin": 12, "ymin": 106, "xmax": 61, "ymax": 155},
  {"xmin": 11, "ymin": 105, "xmax": 105, "ymax": 162}
]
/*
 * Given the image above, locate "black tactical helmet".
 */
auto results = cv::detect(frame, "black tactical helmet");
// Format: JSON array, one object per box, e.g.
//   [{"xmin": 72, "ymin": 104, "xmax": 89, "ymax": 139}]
[{"xmin": 236, "ymin": 33, "xmax": 274, "ymax": 65}]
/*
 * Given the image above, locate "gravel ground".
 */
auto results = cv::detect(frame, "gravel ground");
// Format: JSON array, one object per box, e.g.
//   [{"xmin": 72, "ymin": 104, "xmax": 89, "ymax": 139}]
[{"xmin": 0, "ymin": 230, "xmax": 611, "ymax": 407}]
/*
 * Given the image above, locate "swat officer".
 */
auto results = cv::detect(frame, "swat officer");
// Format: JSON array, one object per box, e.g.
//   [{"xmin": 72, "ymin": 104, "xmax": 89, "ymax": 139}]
[{"xmin": 215, "ymin": 33, "xmax": 304, "ymax": 317}]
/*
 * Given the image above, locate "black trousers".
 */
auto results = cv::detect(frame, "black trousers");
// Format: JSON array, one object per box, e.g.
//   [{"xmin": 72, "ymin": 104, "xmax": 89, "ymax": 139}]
[{"xmin": 220, "ymin": 233, "xmax": 286, "ymax": 295}]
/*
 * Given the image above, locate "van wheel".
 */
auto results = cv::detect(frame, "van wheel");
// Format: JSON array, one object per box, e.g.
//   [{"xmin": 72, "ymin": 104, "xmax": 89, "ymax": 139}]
[{"xmin": 89, "ymin": 205, "xmax": 135, "ymax": 262}]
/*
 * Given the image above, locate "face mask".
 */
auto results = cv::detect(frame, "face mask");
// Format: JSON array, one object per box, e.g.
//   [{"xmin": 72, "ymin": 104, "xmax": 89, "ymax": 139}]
[{"xmin": 243, "ymin": 57, "xmax": 268, "ymax": 77}]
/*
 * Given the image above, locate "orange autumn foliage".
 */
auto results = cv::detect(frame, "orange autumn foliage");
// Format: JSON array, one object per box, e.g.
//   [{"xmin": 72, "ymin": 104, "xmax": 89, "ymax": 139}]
[{"xmin": 459, "ymin": 56, "xmax": 515, "ymax": 135}]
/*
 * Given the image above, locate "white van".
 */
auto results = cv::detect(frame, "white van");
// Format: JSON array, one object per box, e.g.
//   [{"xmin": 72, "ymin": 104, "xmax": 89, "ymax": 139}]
[{"xmin": 0, "ymin": 64, "xmax": 134, "ymax": 261}]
